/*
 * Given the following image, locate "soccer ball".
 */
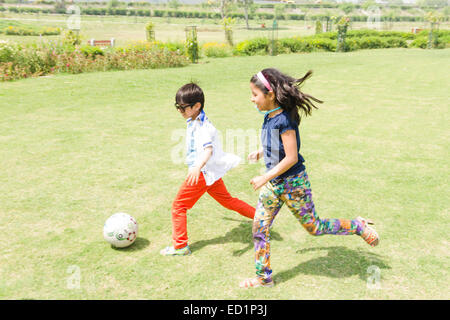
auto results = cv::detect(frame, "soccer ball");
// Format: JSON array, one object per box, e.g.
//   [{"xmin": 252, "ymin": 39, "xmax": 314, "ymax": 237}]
[{"xmin": 103, "ymin": 213, "xmax": 138, "ymax": 248}]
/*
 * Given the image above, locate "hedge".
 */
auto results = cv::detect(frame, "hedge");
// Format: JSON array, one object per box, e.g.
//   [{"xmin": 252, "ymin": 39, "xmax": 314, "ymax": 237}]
[
  {"xmin": 233, "ymin": 32, "xmax": 422, "ymax": 56},
  {"xmin": 5, "ymin": 7, "xmax": 448, "ymax": 22},
  {"xmin": 314, "ymin": 30, "xmax": 417, "ymax": 41}
]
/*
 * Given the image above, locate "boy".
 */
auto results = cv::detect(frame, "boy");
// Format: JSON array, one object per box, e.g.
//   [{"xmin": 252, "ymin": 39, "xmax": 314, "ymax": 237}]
[{"xmin": 160, "ymin": 83, "xmax": 255, "ymax": 256}]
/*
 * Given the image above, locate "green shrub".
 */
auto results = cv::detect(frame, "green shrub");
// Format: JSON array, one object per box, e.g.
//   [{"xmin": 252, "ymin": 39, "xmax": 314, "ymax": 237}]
[
  {"xmin": 287, "ymin": 13, "xmax": 305, "ymax": 21},
  {"xmin": 41, "ymin": 27, "xmax": 61, "ymax": 36},
  {"xmin": 4, "ymin": 26, "xmax": 34, "ymax": 35},
  {"xmin": 117, "ymin": 41, "xmax": 185, "ymax": 54},
  {"xmin": 345, "ymin": 30, "xmax": 414, "ymax": 40},
  {"xmin": 409, "ymin": 35, "xmax": 448, "ymax": 49},
  {"xmin": 80, "ymin": 45, "xmax": 105, "ymax": 58},
  {"xmin": 417, "ymin": 29, "xmax": 450, "ymax": 38},
  {"xmin": 279, "ymin": 37, "xmax": 313, "ymax": 53},
  {"xmin": 409, "ymin": 37, "xmax": 428, "ymax": 49},
  {"xmin": 157, "ymin": 41, "xmax": 185, "ymax": 53},
  {"xmin": 279, "ymin": 36, "xmax": 336, "ymax": 53},
  {"xmin": 383, "ymin": 37, "xmax": 408, "ymax": 48},
  {"xmin": 0, "ymin": 40, "xmax": 21, "ymax": 63},
  {"xmin": 63, "ymin": 30, "xmax": 82, "ymax": 46},
  {"xmin": 137, "ymin": 9, "xmax": 150, "ymax": 17},
  {"xmin": 0, "ymin": 41, "xmax": 58, "ymax": 80},
  {"xmin": 440, "ymin": 35, "xmax": 450, "ymax": 48},
  {"xmin": 257, "ymin": 12, "xmax": 275, "ymax": 20},
  {"xmin": 349, "ymin": 36, "xmax": 408, "ymax": 50},
  {"xmin": 344, "ymin": 38, "xmax": 359, "ymax": 51},
  {"xmin": 308, "ymin": 37, "xmax": 337, "ymax": 51},
  {"xmin": 233, "ymin": 37, "xmax": 269, "ymax": 56},
  {"xmin": 314, "ymin": 31, "xmax": 337, "ymax": 40},
  {"xmin": 202, "ymin": 42, "xmax": 232, "ymax": 58},
  {"xmin": 235, "ymin": 33, "xmax": 409, "ymax": 56},
  {"xmin": 356, "ymin": 37, "xmax": 387, "ymax": 49},
  {"xmin": 153, "ymin": 10, "xmax": 165, "ymax": 17}
]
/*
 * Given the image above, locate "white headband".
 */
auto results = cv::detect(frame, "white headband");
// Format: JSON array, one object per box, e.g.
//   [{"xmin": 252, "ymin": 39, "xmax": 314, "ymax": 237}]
[{"xmin": 257, "ymin": 72, "xmax": 272, "ymax": 92}]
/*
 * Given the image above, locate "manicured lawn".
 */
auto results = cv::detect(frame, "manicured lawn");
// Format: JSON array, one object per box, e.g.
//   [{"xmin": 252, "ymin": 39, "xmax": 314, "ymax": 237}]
[{"xmin": 0, "ymin": 48, "xmax": 448, "ymax": 299}]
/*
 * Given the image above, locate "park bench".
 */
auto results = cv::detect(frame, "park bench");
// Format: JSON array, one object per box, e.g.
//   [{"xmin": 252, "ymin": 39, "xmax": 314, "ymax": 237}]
[
  {"xmin": 411, "ymin": 27, "xmax": 423, "ymax": 34},
  {"xmin": 87, "ymin": 38, "xmax": 116, "ymax": 47}
]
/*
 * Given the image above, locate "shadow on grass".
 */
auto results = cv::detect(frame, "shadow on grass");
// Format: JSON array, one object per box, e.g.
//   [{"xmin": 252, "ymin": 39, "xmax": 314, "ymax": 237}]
[
  {"xmin": 273, "ymin": 246, "xmax": 391, "ymax": 284},
  {"xmin": 189, "ymin": 218, "xmax": 283, "ymax": 256},
  {"xmin": 111, "ymin": 237, "xmax": 150, "ymax": 252}
]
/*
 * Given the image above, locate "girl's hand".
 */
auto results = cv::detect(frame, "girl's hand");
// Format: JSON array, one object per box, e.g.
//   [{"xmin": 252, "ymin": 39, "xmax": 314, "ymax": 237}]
[
  {"xmin": 186, "ymin": 167, "xmax": 201, "ymax": 186},
  {"xmin": 250, "ymin": 175, "xmax": 269, "ymax": 191}
]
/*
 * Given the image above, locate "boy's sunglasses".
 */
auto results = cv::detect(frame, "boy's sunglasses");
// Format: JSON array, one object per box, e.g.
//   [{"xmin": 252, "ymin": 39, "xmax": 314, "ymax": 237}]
[{"xmin": 174, "ymin": 102, "xmax": 195, "ymax": 112}]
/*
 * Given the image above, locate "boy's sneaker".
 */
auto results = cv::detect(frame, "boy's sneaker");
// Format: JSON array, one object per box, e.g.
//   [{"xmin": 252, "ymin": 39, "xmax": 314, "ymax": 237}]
[{"xmin": 160, "ymin": 245, "xmax": 191, "ymax": 256}]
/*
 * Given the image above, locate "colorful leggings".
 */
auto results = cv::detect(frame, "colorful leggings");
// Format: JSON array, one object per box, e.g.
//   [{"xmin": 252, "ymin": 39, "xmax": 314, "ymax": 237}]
[{"xmin": 253, "ymin": 170, "xmax": 364, "ymax": 283}]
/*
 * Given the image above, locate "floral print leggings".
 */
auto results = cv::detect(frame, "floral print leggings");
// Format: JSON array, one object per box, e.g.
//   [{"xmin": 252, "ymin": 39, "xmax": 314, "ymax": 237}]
[{"xmin": 253, "ymin": 170, "xmax": 364, "ymax": 284}]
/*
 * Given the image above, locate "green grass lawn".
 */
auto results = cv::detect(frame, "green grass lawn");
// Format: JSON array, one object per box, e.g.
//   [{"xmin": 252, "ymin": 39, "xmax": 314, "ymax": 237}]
[{"xmin": 0, "ymin": 48, "xmax": 449, "ymax": 299}]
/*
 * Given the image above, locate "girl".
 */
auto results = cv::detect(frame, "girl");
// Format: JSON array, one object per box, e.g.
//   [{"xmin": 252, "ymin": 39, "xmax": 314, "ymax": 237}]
[{"xmin": 240, "ymin": 68, "xmax": 379, "ymax": 288}]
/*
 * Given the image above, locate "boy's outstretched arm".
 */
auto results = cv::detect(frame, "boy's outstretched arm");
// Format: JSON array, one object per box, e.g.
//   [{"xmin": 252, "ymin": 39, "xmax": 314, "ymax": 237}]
[
  {"xmin": 186, "ymin": 146, "xmax": 213, "ymax": 186},
  {"xmin": 248, "ymin": 147, "xmax": 264, "ymax": 162}
]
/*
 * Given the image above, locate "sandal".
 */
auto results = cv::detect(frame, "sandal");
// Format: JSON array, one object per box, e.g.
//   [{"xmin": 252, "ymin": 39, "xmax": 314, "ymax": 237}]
[
  {"xmin": 356, "ymin": 216, "xmax": 379, "ymax": 247},
  {"xmin": 239, "ymin": 278, "xmax": 274, "ymax": 288}
]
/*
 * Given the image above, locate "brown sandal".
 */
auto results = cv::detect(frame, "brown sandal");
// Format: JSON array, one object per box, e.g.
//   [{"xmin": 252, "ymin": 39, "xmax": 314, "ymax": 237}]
[
  {"xmin": 239, "ymin": 278, "xmax": 274, "ymax": 288},
  {"xmin": 356, "ymin": 216, "xmax": 379, "ymax": 247}
]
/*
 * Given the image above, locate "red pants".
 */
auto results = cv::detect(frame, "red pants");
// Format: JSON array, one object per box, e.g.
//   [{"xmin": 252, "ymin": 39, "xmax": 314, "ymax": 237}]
[{"xmin": 172, "ymin": 172, "xmax": 255, "ymax": 249}]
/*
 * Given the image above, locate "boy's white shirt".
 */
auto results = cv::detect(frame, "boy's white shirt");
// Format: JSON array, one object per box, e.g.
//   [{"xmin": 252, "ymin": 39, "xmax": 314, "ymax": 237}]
[{"xmin": 186, "ymin": 111, "xmax": 241, "ymax": 186}]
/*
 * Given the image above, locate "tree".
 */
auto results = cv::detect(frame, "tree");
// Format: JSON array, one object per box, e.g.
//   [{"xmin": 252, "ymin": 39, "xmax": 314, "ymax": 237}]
[
  {"xmin": 222, "ymin": 17, "xmax": 236, "ymax": 45},
  {"xmin": 386, "ymin": 0, "xmax": 403, "ymax": 5},
  {"xmin": 362, "ymin": 0, "xmax": 377, "ymax": 11},
  {"xmin": 443, "ymin": 6, "xmax": 450, "ymax": 17},
  {"xmin": 168, "ymin": 0, "xmax": 181, "ymax": 10},
  {"xmin": 315, "ymin": 20, "xmax": 323, "ymax": 34},
  {"xmin": 339, "ymin": 3, "xmax": 355, "ymax": 15},
  {"xmin": 107, "ymin": 0, "xmax": 120, "ymax": 9},
  {"xmin": 220, "ymin": 0, "xmax": 233, "ymax": 19},
  {"xmin": 383, "ymin": 9, "xmax": 400, "ymax": 30},
  {"xmin": 417, "ymin": 0, "xmax": 448, "ymax": 7},
  {"xmin": 274, "ymin": 4, "xmax": 286, "ymax": 20},
  {"xmin": 323, "ymin": 9, "xmax": 332, "ymax": 32},
  {"xmin": 425, "ymin": 11, "xmax": 444, "ymax": 48},
  {"xmin": 54, "ymin": 0, "xmax": 66, "ymax": 12},
  {"xmin": 237, "ymin": 0, "xmax": 253, "ymax": 29},
  {"xmin": 209, "ymin": 0, "xmax": 235, "ymax": 20}
]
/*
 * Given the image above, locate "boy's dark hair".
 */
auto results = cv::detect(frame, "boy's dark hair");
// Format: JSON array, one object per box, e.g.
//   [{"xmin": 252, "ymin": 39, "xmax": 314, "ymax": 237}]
[
  {"xmin": 251, "ymin": 68, "xmax": 323, "ymax": 125},
  {"xmin": 175, "ymin": 82, "xmax": 205, "ymax": 111}
]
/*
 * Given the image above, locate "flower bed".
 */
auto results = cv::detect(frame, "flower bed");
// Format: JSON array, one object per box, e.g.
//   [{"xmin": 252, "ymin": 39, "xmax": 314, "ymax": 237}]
[
  {"xmin": 2, "ymin": 26, "xmax": 61, "ymax": 36},
  {"xmin": 0, "ymin": 40, "xmax": 189, "ymax": 81}
]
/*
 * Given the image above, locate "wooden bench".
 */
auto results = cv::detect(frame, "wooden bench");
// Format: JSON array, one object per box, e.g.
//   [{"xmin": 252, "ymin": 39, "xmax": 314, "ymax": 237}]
[
  {"xmin": 87, "ymin": 38, "xmax": 115, "ymax": 47},
  {"xmin": 411, "ymin": 28, "xmax": 423, "ymax": 34}
]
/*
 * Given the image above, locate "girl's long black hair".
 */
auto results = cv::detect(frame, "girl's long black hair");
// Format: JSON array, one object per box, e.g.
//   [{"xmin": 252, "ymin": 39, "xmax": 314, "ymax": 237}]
[{"xmin": 251, "ymin": 68, "xmax": 323, "ymax": 125}]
